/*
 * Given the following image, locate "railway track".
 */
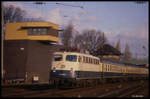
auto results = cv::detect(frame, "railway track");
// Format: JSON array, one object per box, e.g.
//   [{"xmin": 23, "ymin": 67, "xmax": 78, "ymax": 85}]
[
  {"xmin": 2, "ymin": 80, "xmax": 148, "ymax": 97},
  {"xmin": 98, "ymin": 80, "xmax": 148, "ymax": 97},
  {"xmin": 98, "ymin": 84, "xmax": 142, "ymax": 97}
]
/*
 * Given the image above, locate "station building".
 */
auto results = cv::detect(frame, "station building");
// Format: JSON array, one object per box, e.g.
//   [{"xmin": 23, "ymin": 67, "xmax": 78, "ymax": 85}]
[
  {"xmin": 94, "ymin": 44, "xmax": 122, "ymax": 60},
  {"xmin": 4, "ymin": 22, "xmax": 62, "ymax": 83}
]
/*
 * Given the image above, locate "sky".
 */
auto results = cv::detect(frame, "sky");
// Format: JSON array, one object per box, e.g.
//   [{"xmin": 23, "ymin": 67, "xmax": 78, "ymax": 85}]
[{"xmin": 2, "ymin": 1, "xmax": 149, "ymax": 59}]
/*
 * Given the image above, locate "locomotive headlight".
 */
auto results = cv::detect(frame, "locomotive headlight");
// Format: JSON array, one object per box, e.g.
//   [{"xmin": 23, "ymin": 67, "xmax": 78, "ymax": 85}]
[
  {"xmin": 53, "ymin": 67, "xmax": 56, "ymax": 70},
  {"xmin": 53, "ymin": 67, "xmax": 56, "ymax": 72},
  {"xmin": 70, "ymin": 68, "xmax": 73, "ymax": 72},
  {"xmin": 61, "ymin": 65, "xmax": 65, "ymax": 68}
]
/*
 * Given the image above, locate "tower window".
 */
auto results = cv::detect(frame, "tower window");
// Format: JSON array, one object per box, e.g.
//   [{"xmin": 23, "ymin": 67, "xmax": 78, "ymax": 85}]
[{"xmin": 28, "ymin": 28, "xmax": 49, "ymax": 35}]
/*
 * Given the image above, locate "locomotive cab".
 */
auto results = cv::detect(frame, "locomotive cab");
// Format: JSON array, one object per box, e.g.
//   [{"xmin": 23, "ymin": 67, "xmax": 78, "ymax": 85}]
[{"xmin": 50, "ymin": 52, "xmax": 79, "ymax": 80}]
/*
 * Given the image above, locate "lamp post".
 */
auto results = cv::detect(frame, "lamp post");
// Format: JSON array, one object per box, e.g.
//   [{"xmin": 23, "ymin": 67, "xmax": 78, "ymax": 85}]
[{"xmin": 1, "ymin": 2, "xmax": 4, "ymax": 83}]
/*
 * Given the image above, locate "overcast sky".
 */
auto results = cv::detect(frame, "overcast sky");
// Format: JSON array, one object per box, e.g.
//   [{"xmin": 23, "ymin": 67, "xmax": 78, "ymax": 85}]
[{"xmin": 3, "ymin": 1, "xmax": 149, "ymax": 59}]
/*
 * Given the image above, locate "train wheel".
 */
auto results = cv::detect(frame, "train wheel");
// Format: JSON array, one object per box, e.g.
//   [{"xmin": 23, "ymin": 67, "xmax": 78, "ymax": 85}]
[
  {"xmin": 102, "ymin": 79, "xmax": 106, "ymax": 84},
  {"xmin": 54, "ymin": 79, "xmax": 59, "ymax": 88},
  {"xmin": 76, "ymin": 80, "xmax": 80, "ymax": 88}
]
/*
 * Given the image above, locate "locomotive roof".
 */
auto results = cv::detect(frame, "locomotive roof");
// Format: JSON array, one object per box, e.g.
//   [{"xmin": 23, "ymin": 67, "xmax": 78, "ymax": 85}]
[
  {"xmin": 54, "ymin": 51, "xmax": 100, "ymax": 59},
  {"xmin": 101, "ymin": 58, "xmax": 147, "ymax": 68}
]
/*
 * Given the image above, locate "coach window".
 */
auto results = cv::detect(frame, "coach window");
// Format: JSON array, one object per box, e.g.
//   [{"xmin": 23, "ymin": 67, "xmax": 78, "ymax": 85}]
[
  {"xmin": 83, "ymin": 56, "xmax": 85, "ymax": 63},
  {"xmin": 90, "ymin": 58, "xmax": 91, "ymax": 64},
  {"xmin": 107, "ymin": 65, "xmax": 108, "ymax": 71},
  {"xmin": 84, "ymin": 57, "xmax": 86, "ymax": 63},
  {"xmin": 89, "ymin": 58, "xmax": 91, "ymax": 63},
  {"xmin": 96, "ymin": 60, "xmax": 98, "ymax": 64},
  {"xmin": 87, "ymin": 57, "xmax": 89, "ymax": 63},
  {"xmin": 86, "ymin": 57, "xmax": 88, "ymax": 63},
  {"xmin": 78, "ymin": 56, "xmax": 82, "ymax": 62},
  {"xmin": 84, "ymin": 56, "xmax": 86, "ymax": 63},
  {"xmin": 92, "ymin": 59, "xmax": 94, "ymax": 64},
  {"xmin": 110, "ymin": 65, "xmax": 111, "ymax": 71},
  {"xmin": 106, "ymin": 65, "xmax": 107, "ymax": 71},
  {"xmin": 93, "ymin": 59, "xmax": 94, "ymax": 64},
  {"xmin": 66, "ymin": 55, "xmax": 77, "ymax": 62}
]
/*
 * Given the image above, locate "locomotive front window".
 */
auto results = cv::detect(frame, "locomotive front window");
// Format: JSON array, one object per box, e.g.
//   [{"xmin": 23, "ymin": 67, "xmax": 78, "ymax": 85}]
[
  {"xmin": 66, "ymin": 55, "xmax": 77, "ymax": 62},
  {"xmin": 54, "ymin": 54, "xmax": 62, "ymax": 61}
]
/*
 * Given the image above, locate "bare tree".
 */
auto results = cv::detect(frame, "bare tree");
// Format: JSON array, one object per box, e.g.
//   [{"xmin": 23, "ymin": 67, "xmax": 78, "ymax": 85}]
[
  {"xmin": 116, "ymin": 39, "xmax": 121, "ymax": 52},
  {"xmin": 73, "ymin": 33, "xmax": 82, "ymax": 49},
  {"xmin": 60, "ymin": 22, "xmax": 74, "ymax": 49},
  {"xmin": 3, "ymin": 5, "xmax": 26, "ymax": 24},
  {"xmin": 23, "ymin": 17, "xmax": 45, "ymax": 22},
  {"xmin": 124, "ymin": 43, "xmax": 132, "ymax": 60},
  {"xmin": 73, "ymin": 29, "xmax": 107, "ymax": 55}
]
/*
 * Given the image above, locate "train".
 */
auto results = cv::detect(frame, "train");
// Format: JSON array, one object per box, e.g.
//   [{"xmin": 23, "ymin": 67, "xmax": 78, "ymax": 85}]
[{"xmin": 49, "ymin": 51, "xmax": 148, "ymax": 87}]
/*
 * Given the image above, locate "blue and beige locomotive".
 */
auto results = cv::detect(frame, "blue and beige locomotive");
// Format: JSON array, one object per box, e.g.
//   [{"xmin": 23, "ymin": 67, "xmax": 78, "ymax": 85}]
[{"xmin": 49, "ymin": 51, "xmax": 148, "ymax": 86}]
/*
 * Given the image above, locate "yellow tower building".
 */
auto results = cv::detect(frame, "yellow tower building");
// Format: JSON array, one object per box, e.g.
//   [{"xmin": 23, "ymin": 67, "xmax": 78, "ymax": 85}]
[
  {"xmin": 4, "ymin": 22, "xmax": 62, "ymax": 83},
  {"xmin": 5, "ymin": 22, "xmax": 59, "ymax": 42}
]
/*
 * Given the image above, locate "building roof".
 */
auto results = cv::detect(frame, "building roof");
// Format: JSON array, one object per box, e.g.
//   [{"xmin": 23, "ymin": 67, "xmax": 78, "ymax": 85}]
[
  {"xmin": 20, "ymin": 22, "xmax": 58, "ymax": 30},
  {"xmin": 95, "ymin": 44, "xmax": 122, "ymax": 56},
  {"xmin": 5, "ymin": 22, "xmax": 59, "ymax": 42}
]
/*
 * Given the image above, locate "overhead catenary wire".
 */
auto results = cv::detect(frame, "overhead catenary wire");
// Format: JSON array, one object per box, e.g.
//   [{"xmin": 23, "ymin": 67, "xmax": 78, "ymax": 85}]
[
  {"xmin": 55, "ymin": 3, "xmax": 84, "ymax": 9},
  {"xmin": 28, "ymin": 2, "xmax": 84, "ymax": 9}
]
